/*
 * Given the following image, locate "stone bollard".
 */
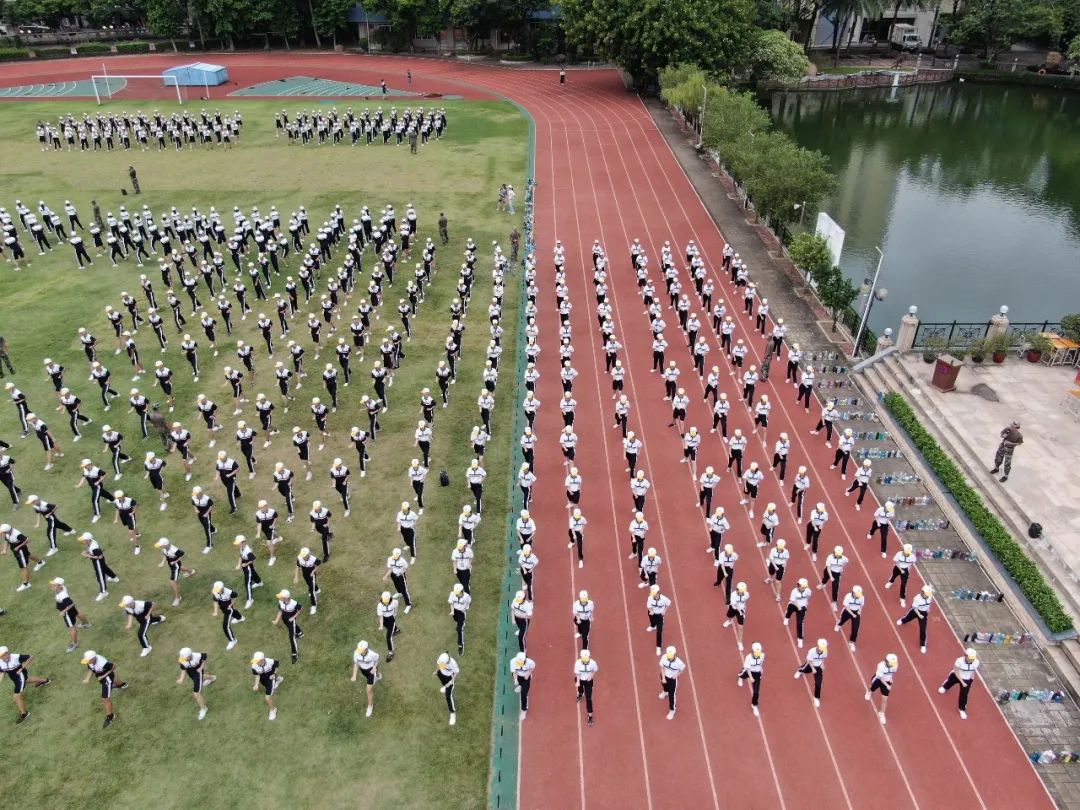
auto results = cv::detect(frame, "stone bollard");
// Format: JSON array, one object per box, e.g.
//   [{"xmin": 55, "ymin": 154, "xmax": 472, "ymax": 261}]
[
  {"xmin": 876, "ymin": 328, "xmax": 894, "ymax": 353},
  {"xmin": 987, "ymin": 306, "xmax": 1010, "ymax": 341},
  {"xmin": 897, "ymin": 307, "xmax": 919, "ymax": 352}
]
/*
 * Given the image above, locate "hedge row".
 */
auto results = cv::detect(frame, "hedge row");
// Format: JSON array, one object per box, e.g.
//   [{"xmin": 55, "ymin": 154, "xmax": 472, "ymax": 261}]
[
  {"xmin": 884, "ymin": 392, "xmax": 1073, "ymax": 632},
  {"xmin": 0, "ymin": 41, "xmax": 154, "ymax": 62}
]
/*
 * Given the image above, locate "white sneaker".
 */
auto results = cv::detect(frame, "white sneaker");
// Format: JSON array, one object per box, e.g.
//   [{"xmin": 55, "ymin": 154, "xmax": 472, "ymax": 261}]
[
  {"xmin": 849, "ymin": 642, "xmax": 856, "ymax": 651},
  {"xmin": 752, "ymin": 706, "xmax": 760, "ymax": 717},
  {"xmin": 865, "ymin": 691, "xmax": 872, "ymax": 700},
  {"xmin": 202, "ymin": 546, "xmax": 212, "ymax": 555},
  {"xmin": 666, "ymin": 710, "xmax": 676, "ymax": 720},
  {"xmin": 95, "ymin": 591, "xmax": 107, "ymax": 601},
  {"xmin": 878, "ymin": 711, "xmax": 886, "ymax": 724},
  {"xmin": 404, "ymin": 604, "xmax": 412, "ymax": 614},
  {"xmin": 198, "ymin": 706, "xmax": 208, "ymax": 720},
  {"xmin": 141, "ymin": 646, "xmax": 152, "ymax": 657},
  {"xmin": 449, "ymin": 713, "xmax": 456, "ymax": 726},
  {"xmin": 520, "ymin": 710, "xmax": 527, "ymax": 720},
  {"xmin": 938, "ymin": 686, "xmax": 946, "ymax": 694},
  {"xmin": 47, "ymin": 547, "xmax": 58, "ymax": 556},
  {"xmin": 366, "ymin": 705, "xmax": 373, "ymax": 718},
  {"xmin": 172, "ymin": 597, "xmax": 181, "ymax": 607},
  {"xmin": 244, "ymin": 600, "xmax": 254, "ymax": 609},
  {"xmin": 920, "ymin": 646, "xmax": 927, "ymax": 654},
  {"xmin": 797, "ymin": 638, "xmax": 803, "ymax": 648},
  {"xmin": 226, "ymin": 640, "xmax": 237, "ymax": 650},
  {"xmin": 16, "ymin": 583, "xmax": 31, "ymax": 592},
  {"xmin": 959, "ymin": 710, "xmax": 967, "ymax": 720},
  {"xmin": 578, "ymin": 560, "xmax": 583, "ymax": 568},
  {"xmin": 814, "ymin": 698, "xmax": 820, "ymax": 708},
  {"xmin": 310, "ymin": 605, "xmax": 317, "ymax": 615},
  {"xmin": 269, "ymin": 709, "xmax": 277, "ymax": 721}
]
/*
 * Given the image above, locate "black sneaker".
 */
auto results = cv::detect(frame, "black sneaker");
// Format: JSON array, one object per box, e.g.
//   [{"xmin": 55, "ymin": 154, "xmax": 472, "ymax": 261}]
[
  {"xmin": 587, "ymin": 715, "xmax": 594, "ymax": 726},
  {"xmin": 989, "ymin": 468, "xmax": 999, "ymax": 474},
  {"xmin": 103, "ymin": 714, "xmax": 115, "ymax": 728},
  {"xmin": 386, "ymin": 652, "xmax": 394, "ymax": 662},
  {"xmin": 291, "ymin": 653, "xmax": 299, "ymax": 664},
  {"xmin": 35, "ymin": 679, "xmax": 50, "ymax": 688},
  {"xmin": 16, "ymin": 711, "xmax": 28, "ymax": 724},
  {"xmin": 999, "ymin": 476, "xmax": 1008, "ymax": 482}
]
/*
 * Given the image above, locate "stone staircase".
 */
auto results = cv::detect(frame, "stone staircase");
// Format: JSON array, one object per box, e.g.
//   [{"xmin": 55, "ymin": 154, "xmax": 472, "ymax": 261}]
[{"xmin": 857, "ymin": 352, "xmax": 1080, "ymax": 695}]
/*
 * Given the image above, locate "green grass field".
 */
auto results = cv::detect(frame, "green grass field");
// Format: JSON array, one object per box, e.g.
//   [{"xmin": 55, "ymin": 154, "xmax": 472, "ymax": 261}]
[{"xmin": 0, "ymin": 99, "xmax": 527, "ymax": 808}]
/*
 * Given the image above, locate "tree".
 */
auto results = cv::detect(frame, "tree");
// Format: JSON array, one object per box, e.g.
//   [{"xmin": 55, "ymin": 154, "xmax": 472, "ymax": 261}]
[
  {"xmin": 659, "ymin": 66, "xmax": 707, "ymax": 116},
  {"xmin": 561, "ymin": 0, "xmax": 756, "ymax": 85},
  {"xmin": 145, "ymin": 0, "xmax": 187, "ymax": 47},
  {"xmin": 1070, "ymin": 32, "xmax": 1080, "ymax": 60},
  {"xmin": 700, "ymin": 86, "xmax": 771, "ymax": 155},
  {"xmin": 953, "ymin": 0, "xmax": 1061, "ymax": 61},
  {"xmin": 311, "ymin": 0, "xmax": 355, "ymax": 47},
  {"xmin": 789, "ymin": 232, "xmax": 833, "ymax": 284},
  {"xmin": 816, "ymin": 265, "xmax": 859, "ymax": 331},
  {"xmin": 750, "ymin": 28, "xmax": 810, "ymax": 83}
]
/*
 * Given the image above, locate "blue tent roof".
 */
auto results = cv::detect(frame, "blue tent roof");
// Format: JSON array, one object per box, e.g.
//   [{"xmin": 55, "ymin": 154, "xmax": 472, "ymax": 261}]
[
  {"xmin": 164, "ymin": 62, "xmax": 226, "ymax": 74},
  {"xmin": 347, "ymin": 5, "xmax": 390, "ymax": 24}
]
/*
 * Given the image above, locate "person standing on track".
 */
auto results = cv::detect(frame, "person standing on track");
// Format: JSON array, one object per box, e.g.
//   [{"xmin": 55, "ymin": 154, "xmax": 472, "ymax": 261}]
[
  {"xmin": 714, "ymin": 543, "xmax": 738, "ymax": 603},
  {"xmin": 796, "ymin": 498, "xmax": 827, "ymax": 559},
  {"xmin": 897, "ymin": 585, "xmax": 934, "ymax": 653},
  {"xmin": 698, "ymin": 466, "xmax": 721, "ymax": 513},
  {"xmin": 567, "ymin": 508, "xmax": 587, "ymax": 568},
  {"xmin": 511, "ymin": 652, "xmax": 535, "ymax": 720},
  {"xmin": 867, "ymin": 501, "xmax": 896, "ymax": 558},
  {"xmin": 738, "ymin": 642, "xmax": 765, "ymax": 716},
  {"xmin": 511, "ymin": 589, "xmax": 533, "ymax": 653},
  {"xmin": 817, "ymin": 545, "xmax": 849, "ymax": 608},
  {"xmin": 846, "ymin": 459, "xmax": 873, "ymax": 511},
  {"xmin": 835, "ymin": 585, "xmax": 865, "ymax": 651},
  {"xmin": 865, "ymin": 653, "xmax": 899, "ymax": 724},
  {"xmin": 659, "ymin": 646, "xmax": 686, "ymax": 720},
  {"xmin": 763, "ymin": 539, "xmax": 789, "ymax": 602},
  {"xmin": 884, "ymin": 543, "xmax": 918, "ymax": 607},
  {"xmin": 639, "ymin": 547, "xmax": 662, "ymax": 590},
  {"xmin": 723, "ymin": 581, "xmax": 750, "ymax": 650},
  {"xmin": 350, "ymin": 640, "xmax": 381, "ymax": 719},
  {"xmin": 574, "ymin": 649, "xmax": 598, "ymax": 727},
  {"xmin": 572, "ymin": 590, "xmax": 594, "ymax": 650},
  {"xmin": 784, "ymin": 577, "xmax": 813, "ymax": 648},
  {"xmin": 789, "ymin": 466, "xmax": 810, "ymax": 520},
  {"xmin": 831, "ymin": 428, "xmax": 855, "ymax": 478},
  {"xmin": 794, "ymin": 638, "xmax": 828, "ymax": 708},
  {"xmin": 939, "ymin": 648, "xmax": 980, "ymax": 719},
  {"xmin": 434, "ymin": 652, "xmax": 459, "ymax": 726},
  {"xmin": 645, "ymin": 584, "xmax": 671, "ymax": 655}
]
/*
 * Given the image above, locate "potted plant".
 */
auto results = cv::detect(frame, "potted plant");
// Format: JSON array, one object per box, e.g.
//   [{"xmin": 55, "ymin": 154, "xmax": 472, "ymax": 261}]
[
  {"xmin": 969, "ymin": 339, "xmax": 985, "ymax": 363},
  {"xmin": 985, "ymin": 333, "xmax": 1012, "ymax": 363},
  {"xmin": 1061, "ymin": 313, "xmax": 1080, "ymax": 343},
  {"xmin": 951, "ymin": 347, "xmax": 967, "ymax": 361},
  {"xmin": 1025, "ymin": 332, "xmax": 1053, "ymax": 363},
  {"xmin": 922, "ymin": 336, "xmax": 946, "ymax": 363}
]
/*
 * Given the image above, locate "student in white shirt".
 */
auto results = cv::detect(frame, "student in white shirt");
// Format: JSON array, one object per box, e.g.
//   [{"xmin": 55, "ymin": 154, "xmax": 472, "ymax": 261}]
[
  {"xmin": 572, "ymin": 590, "xmax": 594, "ymax": 649},
  {"xmin": 350, "ymin": 640, "xmax": 381, "ymax": 718},
  {"xmin": 939, "ymin": 648, "xmax": 980, "ymax": 719},
  {"xmin": 567, "ymin": 508, "xmax": 587, "ymax": 568},
  {"xmin": 784, "ymin": 578, "xmax": 813, "ymax": 647},
  {"xmin": 834, "ymin": 585, "xmax": 865, "ymax": 651},
  {"xmin": 574, "ymin": 649, "xmax": 598, "ymax": 726},
  {"xmin": 645, "ymin": 584, "xmax": 671, "ymax": 654},
  {"xmin": 846, "ymin": 459, "xmax": 873, "ymax": 510},
  {"xmin": 885, "ymin": 543, "xmax": 917, "ymax": 606},
  {"xmin": 434, "ymin": 652, "xmax": 460, "ymax": 725},
  {"xmin": 714, "ymin": 543, "xmax": 738, "ymax": 602},
  {"xmin": 867, "ymin": 501, "xmax": 896, "ymax": 557},
  {"xmin": 817, "ymin": 545, "xmax": 849, "ymax": 606},
  {"xmin": 723, "ymin": 582, "xmax": 750, "ymax": 651},
  {"xmin": 763, "ymin": 539, "xmax": 789, "ymax": 601},
  {"xmin": 639, "ymin": 547, "xmax": 662, "ymax": 589},
  {"xmin": 865, "ymin": 653, "xmax": 900, "ymax": 724},
  {"xmin": 628, "ymin": 511, "xmax": 649, "ymax": 563},
  {"xmin": 511, "ymin": 652, "xmax": 536, "ymax": 720},
  {"xmin": 897, "ymin": 585, "xmax": 934, "ymax": 653},
  {"xmin": 794, "ymin": 638, "xmax": 828, "ymax": 708},
  {"xmin": 738, "ymin": 642, "xmax": 765, "ymax": 715},
  {"xmin": 658, "ymin": 646, "xmax": 686, "ymax": 720}
]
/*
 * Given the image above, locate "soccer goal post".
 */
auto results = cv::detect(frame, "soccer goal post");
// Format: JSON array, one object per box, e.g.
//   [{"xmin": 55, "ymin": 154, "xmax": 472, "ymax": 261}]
[{"xmin": 91, "ymin": 69, "xmax": 185, "ymax": 105}]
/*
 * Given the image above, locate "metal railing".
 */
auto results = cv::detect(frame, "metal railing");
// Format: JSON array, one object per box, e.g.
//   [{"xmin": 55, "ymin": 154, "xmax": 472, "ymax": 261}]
[{"xmin": 912, "ymin": 320, "xmax": 1061, "ymax": 349}]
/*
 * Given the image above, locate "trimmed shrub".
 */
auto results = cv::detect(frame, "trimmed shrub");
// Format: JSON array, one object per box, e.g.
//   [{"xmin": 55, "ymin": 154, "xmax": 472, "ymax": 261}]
[
  {"xmin": 0, "ymin": 47, "xmax": 29, "ymax": 62},
  {"xmin": 884, "ymin": 392, "xmax": 1073, "ymax": 632},
  {"xmin": 75, "ymin": 42, "xmax": 112, "ymax": 56},
  {"xmin": 115, "ymin": 41, "xmax": 153, "ymax": 54}
]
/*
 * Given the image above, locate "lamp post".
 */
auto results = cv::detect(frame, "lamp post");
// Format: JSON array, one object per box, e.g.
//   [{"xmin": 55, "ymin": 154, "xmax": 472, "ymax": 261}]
[
  {"xmin": 793, "ymin": 201, "xmax": 807, "ymax": 227},
  {"xmin": 852, "ymin": 246, "xmax": 885, "ymax": 358}
]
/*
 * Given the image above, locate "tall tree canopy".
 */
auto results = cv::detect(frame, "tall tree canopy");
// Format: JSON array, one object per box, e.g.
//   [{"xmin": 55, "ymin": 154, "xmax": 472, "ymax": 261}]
[{"xmin": 561, "ymin": 0, "xmax": 756, "ymax": 85}]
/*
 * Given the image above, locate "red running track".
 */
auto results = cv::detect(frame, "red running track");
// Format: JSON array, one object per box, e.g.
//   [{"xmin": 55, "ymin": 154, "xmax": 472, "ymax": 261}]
[{"xmin": 0, "ymin": 54, "xmax": 1054, "ymax": 810}]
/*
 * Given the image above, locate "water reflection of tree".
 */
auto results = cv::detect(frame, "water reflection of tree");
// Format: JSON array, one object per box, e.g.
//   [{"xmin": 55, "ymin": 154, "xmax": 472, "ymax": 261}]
[{"xmin": 770, "ymin": 84, "xmax": 1080, "ymax": 236}]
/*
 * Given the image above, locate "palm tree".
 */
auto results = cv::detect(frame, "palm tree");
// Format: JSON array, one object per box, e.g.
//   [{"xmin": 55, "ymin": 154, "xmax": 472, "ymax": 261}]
[{"xmin": 822, "ymin": 0, "xmax": 892, "ymax": 64}]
